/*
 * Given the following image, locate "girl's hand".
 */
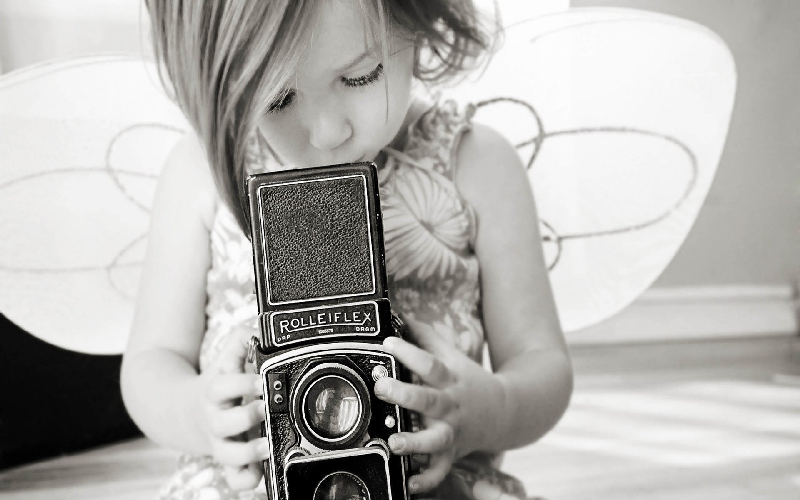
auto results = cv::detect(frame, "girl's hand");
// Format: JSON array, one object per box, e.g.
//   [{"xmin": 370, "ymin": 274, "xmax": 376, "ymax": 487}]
[
  {"xmin": 198, "ymin": 327, "xmax": 269, "ymax": 490},
  {"xmin": 374, "ymin": 317, "xmax": 508, "ymax": 494}
]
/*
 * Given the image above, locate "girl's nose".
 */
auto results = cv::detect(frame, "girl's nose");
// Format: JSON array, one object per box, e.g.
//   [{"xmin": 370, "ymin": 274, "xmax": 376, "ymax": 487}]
[{"xmin": 308, "ymin": 106, "xmax": 352, "ymax": 152}]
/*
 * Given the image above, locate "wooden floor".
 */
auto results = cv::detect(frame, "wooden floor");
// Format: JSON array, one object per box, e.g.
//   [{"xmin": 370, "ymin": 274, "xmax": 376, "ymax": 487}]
[{"xmin": 2, "ymin": 336, "xmax": 799, "ymax": 499}]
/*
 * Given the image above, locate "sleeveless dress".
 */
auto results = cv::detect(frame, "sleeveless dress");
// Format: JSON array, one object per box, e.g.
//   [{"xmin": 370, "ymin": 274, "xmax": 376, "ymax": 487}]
[{"xmin": 157, "ymin": 99, "xmax": 529, "ymax": 500}]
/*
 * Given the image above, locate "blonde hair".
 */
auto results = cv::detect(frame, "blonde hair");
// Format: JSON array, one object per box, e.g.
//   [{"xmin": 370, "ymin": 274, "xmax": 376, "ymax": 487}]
[{"xmin": 145, "ymin": 0, "xmax": 497, "ymax": 233}]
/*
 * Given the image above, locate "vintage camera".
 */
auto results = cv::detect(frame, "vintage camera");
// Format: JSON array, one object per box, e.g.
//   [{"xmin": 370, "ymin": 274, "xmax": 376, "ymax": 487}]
[{"xmin": 245, "ymin": 162, "xmax": 413, "ymax": 500}]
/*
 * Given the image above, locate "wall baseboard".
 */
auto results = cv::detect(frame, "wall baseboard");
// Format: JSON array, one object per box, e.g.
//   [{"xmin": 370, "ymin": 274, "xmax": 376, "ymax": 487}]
[{"xmin": 568, "ymin": 285, "xmax": 799, "ymax": 345}]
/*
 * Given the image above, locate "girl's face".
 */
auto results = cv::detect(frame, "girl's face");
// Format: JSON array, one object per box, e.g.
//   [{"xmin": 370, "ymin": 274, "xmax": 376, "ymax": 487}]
[{"xmin": 258, "ymin": 0, "xmax": 415, "ymax": 169}]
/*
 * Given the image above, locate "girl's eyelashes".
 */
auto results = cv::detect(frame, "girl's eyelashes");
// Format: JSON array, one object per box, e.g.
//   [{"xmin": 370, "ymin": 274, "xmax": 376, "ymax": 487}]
[
  {"xmin": 266, "ymin": 63, "xmax": 384, "ymax": 114},
  {"xmin": 267, "ymin": 89, "xmax": 296, "ymax": 114},
  {"xmin": 341, "ymin": 63, "xmax": 384, "ymax": 88}
]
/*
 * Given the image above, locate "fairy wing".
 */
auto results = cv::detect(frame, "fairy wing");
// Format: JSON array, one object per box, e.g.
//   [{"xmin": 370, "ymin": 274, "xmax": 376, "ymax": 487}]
[
  {"xmin": 0, "ymin": 55, "xmax": 187, "ymax": 355},
  {"xmin": 444, "ymin": 8, "xmax": 737, "ymax": 332}
]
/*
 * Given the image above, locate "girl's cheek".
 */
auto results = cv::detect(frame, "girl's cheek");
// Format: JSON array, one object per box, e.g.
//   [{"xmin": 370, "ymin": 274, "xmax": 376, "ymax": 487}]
[{"xmin": 260, "ymin": 121, "xmax": 303, "ymax": 164}]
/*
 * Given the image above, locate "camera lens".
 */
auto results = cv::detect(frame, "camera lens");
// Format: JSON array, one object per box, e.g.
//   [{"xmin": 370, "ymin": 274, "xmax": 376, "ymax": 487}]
[
  {"xmin": 304, "ymin": 375, "xmax": 361, "ymax": 439},
  {"xmin": 313, "ymin": 472, "xmax": 370, "ymax": 500},
  {"xmin": 294, "ymin": 362, "xmax": 371, "ymax": 448}
]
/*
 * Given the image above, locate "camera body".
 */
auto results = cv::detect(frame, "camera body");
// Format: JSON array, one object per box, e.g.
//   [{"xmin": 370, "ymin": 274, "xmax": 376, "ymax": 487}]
[{"xmin": 246, "ymin": 163, "xmax": 412, "ymax": 500}]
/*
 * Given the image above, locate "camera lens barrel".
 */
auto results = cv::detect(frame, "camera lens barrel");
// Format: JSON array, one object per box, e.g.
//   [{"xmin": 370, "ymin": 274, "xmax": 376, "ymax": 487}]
[{"xmin": 293, "ymin": 362, "xmax": 371, "ymax": 449}]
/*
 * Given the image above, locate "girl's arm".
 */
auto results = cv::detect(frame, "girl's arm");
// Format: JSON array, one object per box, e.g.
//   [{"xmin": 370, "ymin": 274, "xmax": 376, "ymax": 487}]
[
  {"xmin": 121, "ymin": 134, "xmax": 215, "ymax": 452},
  {"xmin": 375, "ymin": 123, "xmax": 573, "ymax": 492},
  {"xmin": 120, "ymin": 135, "xmax": 267, "ymax": 487},
  {"xmin": 456, "ymin": 122, "xmax": 574, "ymax": 450}
]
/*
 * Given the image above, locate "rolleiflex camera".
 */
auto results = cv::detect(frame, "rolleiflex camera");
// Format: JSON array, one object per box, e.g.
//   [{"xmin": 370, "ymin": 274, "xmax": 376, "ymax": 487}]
[{"xmin": 245, "ymin": 163, "xmax": 413, "ymax": 500}]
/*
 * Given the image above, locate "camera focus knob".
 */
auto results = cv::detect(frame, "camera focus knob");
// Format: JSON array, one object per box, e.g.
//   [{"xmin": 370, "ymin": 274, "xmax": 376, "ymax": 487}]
[{"xmin": 371, "ymin": 364, "xmax": 389, "ymax": 381}]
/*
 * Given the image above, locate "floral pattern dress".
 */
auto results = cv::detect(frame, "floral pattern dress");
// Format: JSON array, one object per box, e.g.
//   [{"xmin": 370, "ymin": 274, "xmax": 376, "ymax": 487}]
[{"xmin": 157, "ymin": 99, "xmax": 529, "ymax": 500}]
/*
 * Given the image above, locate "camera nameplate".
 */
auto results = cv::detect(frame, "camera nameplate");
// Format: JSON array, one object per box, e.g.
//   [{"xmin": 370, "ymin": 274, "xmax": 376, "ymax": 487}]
[{"xmin": 270, "ymin": 301, "xmax": 381, "ymax": 346}]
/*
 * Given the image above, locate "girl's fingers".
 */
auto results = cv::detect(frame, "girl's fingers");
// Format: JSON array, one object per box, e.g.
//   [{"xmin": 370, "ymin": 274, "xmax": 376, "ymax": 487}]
[
  {"xmin": 213, "ymin": 437, "xmax": 271, "ymax": 467},
  {"xmin": 409, "ymin": 450, "xmax": 454, "ymax": 494},
  {"xmin": 388, "ymin": 421, "xmax": 454, "ymax": 455},
  {"xmin": 374, "ymin": 377, "xmax": 454, "ymax": 419},
  {"xmin": 223, "ymin": 462, "xmax": 263, "ymax": 491},
  {"xmin": 215, "ymin": 327, "xmax": 258, "ymax": 374},
  {"xmin": 383, "ymin": 337, "xmax": 453, "ymax": 388},
  {"xmin": 206, "ymin": 373, "xmax": 264, "ymax": 404},
  {"xmin": 401, "ymin": 316, "xmax": 451, "ymax": 356},
  {"xmin": 209, "ymin": 399, "xmax": 267, "ymax": 438}
]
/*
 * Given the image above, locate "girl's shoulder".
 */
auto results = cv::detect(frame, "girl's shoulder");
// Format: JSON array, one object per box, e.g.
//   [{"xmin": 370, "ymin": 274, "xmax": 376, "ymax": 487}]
[
  {"xmin": 156, "ymin": 131, "xmax": 219, "ymax": 231},
  {"xmin": 455, "ymin": 120, "xmax": 522, "ymax": 187},
  {"xmin": 456, "ymin": 119, "xmax": 528, "ymax": 208}
]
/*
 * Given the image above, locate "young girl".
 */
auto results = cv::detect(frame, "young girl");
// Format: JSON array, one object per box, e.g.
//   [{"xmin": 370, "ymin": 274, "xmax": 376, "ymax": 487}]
[{"xmin": 121, "ymin": 1, "xmax": 573, "ymax": 499}]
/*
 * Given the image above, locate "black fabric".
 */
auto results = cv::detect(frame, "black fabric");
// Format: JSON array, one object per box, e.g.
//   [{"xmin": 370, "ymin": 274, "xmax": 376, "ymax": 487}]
[{"xmin": 0, "ymin": 313, "xmax": 141, "ymax": 470}]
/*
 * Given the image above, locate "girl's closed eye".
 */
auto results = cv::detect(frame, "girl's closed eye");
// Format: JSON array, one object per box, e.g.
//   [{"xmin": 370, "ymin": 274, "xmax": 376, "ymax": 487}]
[
  {"xmin": 266, "ymin": 63, "xmax": 385, "ymax": 114},
  {"xmin": 341, "ymin": 62, "xmax": 384, "ymax": 88},
  {"xmin": 267, "ymin": 89, "xmax": 296, "ymax": 114}
]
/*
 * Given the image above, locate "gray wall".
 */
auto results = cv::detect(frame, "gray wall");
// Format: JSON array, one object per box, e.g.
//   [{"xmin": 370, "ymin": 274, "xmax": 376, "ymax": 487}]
[{"xmin": 572, "ymin": 0, "xmax": 800, "ymax": 288}]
